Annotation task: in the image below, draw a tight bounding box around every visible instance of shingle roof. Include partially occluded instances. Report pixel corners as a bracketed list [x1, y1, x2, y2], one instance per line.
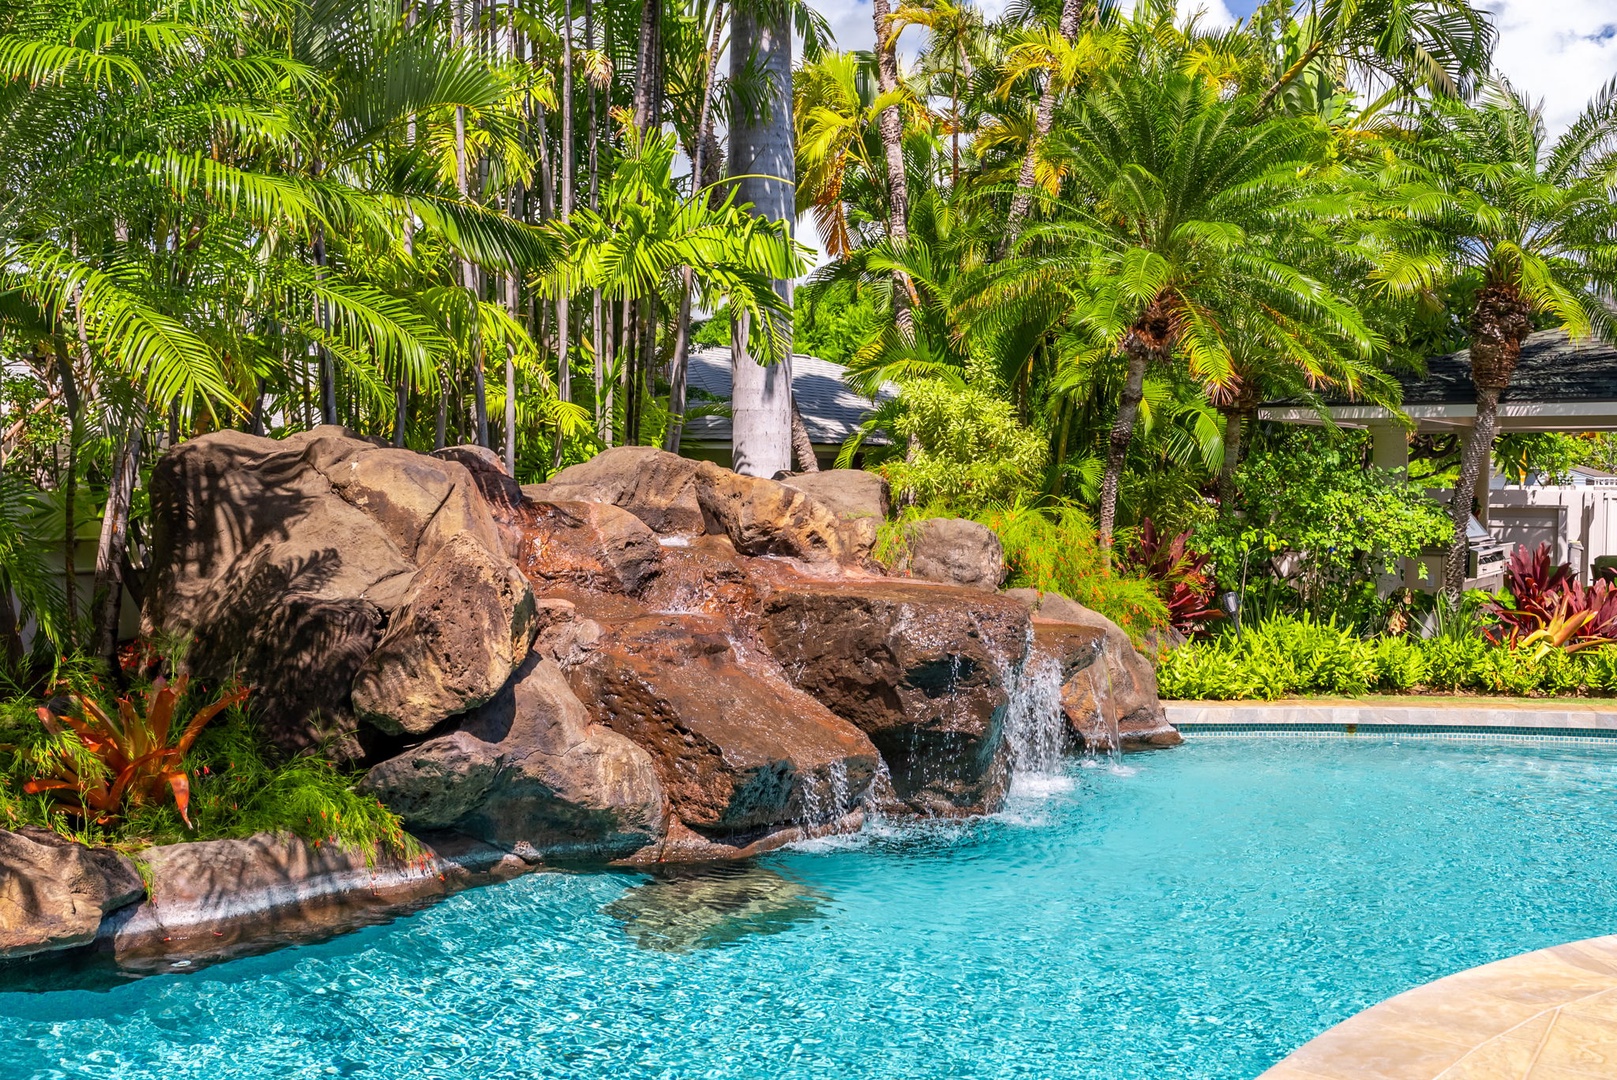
[1402, 330, 1617, 406]
[680, 348, 897, 445]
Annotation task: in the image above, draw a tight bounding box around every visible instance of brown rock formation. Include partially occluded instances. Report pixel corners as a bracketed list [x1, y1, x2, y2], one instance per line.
[361, 654, 666, 860]
[892, 517, 1006, 592]
[692, 460, 852, 563]
[144, 426, 517, 756]
[758, 580, 1032, 814]
[566, 613, 880, 837]
[1007, 589, 1183, 750]
[0, 828, 144, 961]
[777, 469, 891, 560]
[537, 446, 705, 535]
[352, 532, 537, 736]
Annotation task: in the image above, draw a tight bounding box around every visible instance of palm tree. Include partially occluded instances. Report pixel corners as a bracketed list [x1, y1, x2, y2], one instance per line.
[1372, 79, 1617, 594]
[975, 72, 1377, 562]
[727, 0, 796, 477]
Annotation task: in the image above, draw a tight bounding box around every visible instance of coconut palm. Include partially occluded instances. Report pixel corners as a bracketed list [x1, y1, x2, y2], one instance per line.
[1372, 79, 1617, 594]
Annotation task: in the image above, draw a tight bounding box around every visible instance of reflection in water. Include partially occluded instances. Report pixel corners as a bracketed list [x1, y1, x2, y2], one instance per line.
[604, 863, 829, 952]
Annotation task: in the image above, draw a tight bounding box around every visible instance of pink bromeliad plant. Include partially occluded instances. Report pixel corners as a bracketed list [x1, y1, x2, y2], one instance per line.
[1491, 543, 1617, 657]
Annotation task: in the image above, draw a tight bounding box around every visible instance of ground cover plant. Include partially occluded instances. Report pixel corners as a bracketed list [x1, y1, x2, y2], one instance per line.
[0, 651, 412, 856]
[1159, 546, 1617, 701]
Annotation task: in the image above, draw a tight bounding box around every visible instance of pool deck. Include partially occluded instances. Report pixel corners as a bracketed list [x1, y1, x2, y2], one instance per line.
[1166, 698, 1617, 738]
[1259, 935, 1617, 1080]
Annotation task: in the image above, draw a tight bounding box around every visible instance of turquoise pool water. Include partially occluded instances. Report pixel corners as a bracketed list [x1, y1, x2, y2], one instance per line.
[6, 737, 1617, 1079]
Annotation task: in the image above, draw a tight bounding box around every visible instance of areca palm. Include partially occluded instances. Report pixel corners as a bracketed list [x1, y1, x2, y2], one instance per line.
[978, 72, 1378, 561]
[1372, 79, 1617, 594]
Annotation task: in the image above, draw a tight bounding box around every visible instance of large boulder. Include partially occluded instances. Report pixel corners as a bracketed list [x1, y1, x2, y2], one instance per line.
[1005, 589, 1182, 750]
[537, 446, 705, 535]
[777, 470, 890, 561]
[362, 654, 666, 861]
[0, 829, 144, 961]
[509, 499, 662, 597]
[692, 461, 853, 564]
[565, 613, 880, 838]
[758, 580, 1032, 815]
[144, 427, 524, 756]
[891, 517, 1005, 592]
[351, 533, 537, 736]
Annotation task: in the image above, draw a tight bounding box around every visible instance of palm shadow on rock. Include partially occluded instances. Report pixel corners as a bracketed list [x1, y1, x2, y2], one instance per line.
[603, 863, 829, 953]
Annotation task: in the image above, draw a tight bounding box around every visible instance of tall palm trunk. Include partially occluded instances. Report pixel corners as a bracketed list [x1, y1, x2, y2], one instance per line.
[999, 0, 1083, 258]
[453, 0, 486, 446]
[586, 0, 607, 445]
[54, 338, 82, 638]
[790, 398, 819, 472]
[871, 0, 914, 334]
[93, 410, 143, 670]
[554, 0, 574, 469]
[1443, 284, 1533, 595]
[664, 0, 725, 454]
[727, 2, 794, 477]
[1098, 305, 1168, 566]
[631, 0, 660, 130]
[312, 225, 337, 423]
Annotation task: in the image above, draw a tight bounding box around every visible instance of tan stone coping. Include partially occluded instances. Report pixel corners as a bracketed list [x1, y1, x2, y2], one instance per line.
[1259, 935, 1617, 1079]
[1166, 698, 1617, 733]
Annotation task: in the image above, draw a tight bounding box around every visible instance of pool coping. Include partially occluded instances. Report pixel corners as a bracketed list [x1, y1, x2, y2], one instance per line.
[1165, 700, 1617, 743]
[1258, 933, 1617, 1079]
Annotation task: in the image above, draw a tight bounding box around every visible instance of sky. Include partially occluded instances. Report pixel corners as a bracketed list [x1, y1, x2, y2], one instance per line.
[792, 0, 1617, 266]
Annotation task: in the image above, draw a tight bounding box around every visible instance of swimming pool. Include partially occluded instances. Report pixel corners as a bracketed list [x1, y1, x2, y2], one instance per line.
[5, 737, 1617, 1079]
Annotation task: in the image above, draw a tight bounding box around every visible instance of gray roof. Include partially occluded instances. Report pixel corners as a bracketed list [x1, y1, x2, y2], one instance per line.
[1402, 330, 1617, 406]
[681, 348, 897, 445]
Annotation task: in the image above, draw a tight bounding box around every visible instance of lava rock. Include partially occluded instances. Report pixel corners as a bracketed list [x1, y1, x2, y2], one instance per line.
[510, 499, 662, 597]
[777, 469, 891, 560]
[352, 532, 538, 736]
[538, 446, 705, 535]
[692, 461, 851, 563]
[891, 517, 1005, 591]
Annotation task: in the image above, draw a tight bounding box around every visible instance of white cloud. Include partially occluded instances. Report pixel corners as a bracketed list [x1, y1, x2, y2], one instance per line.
[1481, 0, 1617, 138]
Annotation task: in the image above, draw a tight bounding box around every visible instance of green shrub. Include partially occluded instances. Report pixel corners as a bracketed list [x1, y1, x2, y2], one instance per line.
[0, 682, 412, 858]
[975, 503, 1168, 642]
[1373, 637, 1429, 691]
[876, 380, 1048, 513]
[1581, 648, 1617, 693]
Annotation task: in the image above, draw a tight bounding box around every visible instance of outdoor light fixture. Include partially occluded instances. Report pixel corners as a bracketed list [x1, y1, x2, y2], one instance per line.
[1220, 591, 1242, 639]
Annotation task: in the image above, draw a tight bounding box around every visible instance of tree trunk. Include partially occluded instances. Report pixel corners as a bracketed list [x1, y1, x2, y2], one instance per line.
[53, 340, 81, 637]
[871, 0, 915, 335]
[1097, 342, 1149, 567]
[554, 0, 574, 469]
[664, 1, 725, 455]
[1443, 284, 1534, 595]
[1217, 407, 1243, 515]
[312, 226, 337, 424]
[727, 2, 794, 477]
[504, 272, 519, 473]
[93, 410, 143, 671]
[631, 0, 661, 131]
[1444, 384, 1498, 595]
[790, 398, 820, 472]
[999, 0, 1083, 258]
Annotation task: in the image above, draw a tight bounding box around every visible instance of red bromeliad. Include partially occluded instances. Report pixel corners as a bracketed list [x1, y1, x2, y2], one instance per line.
[1121, 518, 1222, 634]
[24, 675, 249, 828]
[1490, 543, 1617, 653]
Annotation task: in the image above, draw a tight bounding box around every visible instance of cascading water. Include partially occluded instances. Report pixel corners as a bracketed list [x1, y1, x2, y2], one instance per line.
[797, 759, 854, 827]
[1002, 652, 1069, 794]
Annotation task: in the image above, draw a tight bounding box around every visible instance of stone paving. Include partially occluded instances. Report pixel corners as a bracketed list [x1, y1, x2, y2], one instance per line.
[1259, 935, 1617, 1079]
